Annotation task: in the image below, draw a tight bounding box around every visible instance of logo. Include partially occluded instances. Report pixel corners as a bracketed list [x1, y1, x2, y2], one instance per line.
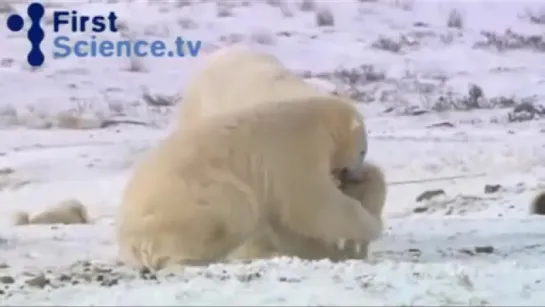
[6, 2, 45, 67]
[6, 2, 202, 68]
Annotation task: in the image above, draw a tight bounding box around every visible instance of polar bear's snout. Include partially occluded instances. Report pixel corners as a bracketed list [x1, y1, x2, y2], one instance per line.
[338, 166, 365, 184]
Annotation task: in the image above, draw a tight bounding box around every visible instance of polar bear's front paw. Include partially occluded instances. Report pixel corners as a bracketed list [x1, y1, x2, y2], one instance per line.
[352, 242, 361, 254]
[336, 238, 347, 250]
[334, 240, 366, 256]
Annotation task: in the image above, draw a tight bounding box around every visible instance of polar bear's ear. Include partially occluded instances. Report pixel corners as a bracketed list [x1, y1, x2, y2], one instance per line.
[350, 118, 362, 131]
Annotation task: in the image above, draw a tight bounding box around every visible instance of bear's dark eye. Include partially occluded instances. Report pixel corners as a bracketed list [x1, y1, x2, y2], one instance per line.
[360, 150, 366, 158]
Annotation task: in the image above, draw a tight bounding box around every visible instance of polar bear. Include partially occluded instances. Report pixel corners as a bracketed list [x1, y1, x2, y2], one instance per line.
[177, 44, 332, 127]
[116, 96, 381, 270]
[13, 198, 90, 225]
[531, 191, 545, 215]
[227, 161, 387, 261]
[176, 44, 382, 262]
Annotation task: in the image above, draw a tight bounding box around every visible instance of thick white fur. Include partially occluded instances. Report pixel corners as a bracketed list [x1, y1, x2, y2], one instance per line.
[177, 44, 378, 261]
[13, 198, 90, 225]
[227, 161, 387, 261]
[179, 45, 331, 123]
[116, 97, 382, 270]
[177, 44, 368, 178]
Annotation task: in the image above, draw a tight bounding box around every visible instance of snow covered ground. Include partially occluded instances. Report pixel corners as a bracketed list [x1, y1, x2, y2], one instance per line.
[1, 0, 545, 305]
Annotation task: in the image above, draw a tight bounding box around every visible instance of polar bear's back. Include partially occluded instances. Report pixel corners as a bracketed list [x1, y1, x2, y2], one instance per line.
[179, 45, 323, 126]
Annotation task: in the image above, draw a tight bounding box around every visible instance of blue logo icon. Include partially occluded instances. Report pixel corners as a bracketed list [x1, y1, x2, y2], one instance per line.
[5, 2, 202, 67]
[6, 2, 45, 67]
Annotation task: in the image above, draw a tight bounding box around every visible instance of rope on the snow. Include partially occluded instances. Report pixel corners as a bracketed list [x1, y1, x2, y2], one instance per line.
[387, 173, 487, 186]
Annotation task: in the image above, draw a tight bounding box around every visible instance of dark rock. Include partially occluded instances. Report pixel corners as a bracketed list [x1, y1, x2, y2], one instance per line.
[100, 278, 119, 287]
[416, 189, 446, 202]
[459, 248, 475, 256]
[474, 245, 494, 254]
[484, 184, 502, 194]
[428, 121, 455, 128]
[413, 21, 429, 27]
[58, 274, 71, 282]
[25, 274, 49, 288]
[0, 276, 14, 284]
[413, 206, 428, 213]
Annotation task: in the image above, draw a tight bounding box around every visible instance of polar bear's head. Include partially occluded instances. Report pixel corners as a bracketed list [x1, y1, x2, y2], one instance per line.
[330, 108, 368, 182]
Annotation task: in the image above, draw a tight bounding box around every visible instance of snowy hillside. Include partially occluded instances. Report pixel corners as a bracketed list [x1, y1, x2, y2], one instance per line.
[1, 0, 545, 305]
